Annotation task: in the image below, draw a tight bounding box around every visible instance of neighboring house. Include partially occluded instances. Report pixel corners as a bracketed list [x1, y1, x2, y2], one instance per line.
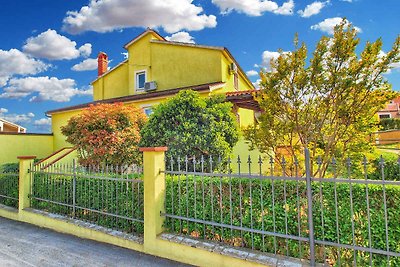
[377, 96, 400, 120]
[0, 118, 26, 133]
[47, 29, 259, 151]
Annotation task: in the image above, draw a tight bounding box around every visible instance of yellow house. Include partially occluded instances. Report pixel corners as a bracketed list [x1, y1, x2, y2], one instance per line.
[47, 29, 259, 152]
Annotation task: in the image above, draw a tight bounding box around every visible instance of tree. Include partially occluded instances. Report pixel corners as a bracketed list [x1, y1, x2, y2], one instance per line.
[245, 20, 400, 176]
[61, 103, 147, 168]
[139, 90, 240, 169]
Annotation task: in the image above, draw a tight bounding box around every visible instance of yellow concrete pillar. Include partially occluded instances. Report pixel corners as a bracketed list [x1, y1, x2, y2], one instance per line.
[18, 156, 36, 212]
[139, 147, 168, 251]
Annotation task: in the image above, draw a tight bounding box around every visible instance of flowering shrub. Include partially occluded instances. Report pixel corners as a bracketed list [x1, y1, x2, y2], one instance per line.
[61, 103, 147, 168]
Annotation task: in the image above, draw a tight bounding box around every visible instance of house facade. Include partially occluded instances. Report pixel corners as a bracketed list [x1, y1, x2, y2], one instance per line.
[0, 118, 26, 133]
[47, 29, 258, 151]
[377, 96, 400, 120]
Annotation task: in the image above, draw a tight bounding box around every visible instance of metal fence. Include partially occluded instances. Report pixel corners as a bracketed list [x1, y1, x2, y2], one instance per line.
[162, 150, 400, 266]
[0, 169, 19, 208]
[30, 160, 144, 235]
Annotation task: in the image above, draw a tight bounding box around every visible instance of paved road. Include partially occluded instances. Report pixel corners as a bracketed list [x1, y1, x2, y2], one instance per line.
[0, 217, 191, 267]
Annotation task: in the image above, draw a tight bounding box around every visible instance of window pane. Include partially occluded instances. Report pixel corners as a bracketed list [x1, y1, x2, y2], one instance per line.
[137, 72, 146, 89]
[144, 108, 153, 117]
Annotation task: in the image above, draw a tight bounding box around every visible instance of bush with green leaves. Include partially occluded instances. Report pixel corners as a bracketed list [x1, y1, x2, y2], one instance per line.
[0, 162, 19, 173]
[164, 175, 400, 266]
[140, 90, 240, 170]
[379, 118, 400, 131]
[31, 171, 144, 235]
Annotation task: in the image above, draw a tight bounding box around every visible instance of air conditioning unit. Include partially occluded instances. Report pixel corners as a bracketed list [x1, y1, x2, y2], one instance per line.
[144, 81, 157, 91]
[229, 63, 237, 74]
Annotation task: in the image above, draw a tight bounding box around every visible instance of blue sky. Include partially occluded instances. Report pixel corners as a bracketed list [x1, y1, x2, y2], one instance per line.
[0, 0, 399, 133]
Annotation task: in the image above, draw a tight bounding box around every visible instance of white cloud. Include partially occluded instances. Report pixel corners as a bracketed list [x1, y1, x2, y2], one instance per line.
[212, 0, 294, 16]
[33, 117, 52, 131]
[246, 70, 259, 76]
[34, 118, 51, 126]
[121, 52, 129, 59]
[262, 50, 289, 71]
[380, 50, 400, 74]
[252, 79, 262, 88]
[71, 58, 98, 71]
[23, 29, 92, 60]
[165, 32, 195, 43]
[0, 49, 49, 86]
[0, 76, 93, 102]
[311, 17, 362, 35]
[274, 0, 295, 15]
[0, 108, 35, 125]
[298, 1, 328, 18]
[78, 43, 92, 57]
[391, 62, 400, 70]
[62, 0, 217, 34]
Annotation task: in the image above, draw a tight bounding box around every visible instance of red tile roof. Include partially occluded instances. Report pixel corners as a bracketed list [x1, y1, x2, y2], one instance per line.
[46, 82, 224, 115]
[225, 89, 257, 97]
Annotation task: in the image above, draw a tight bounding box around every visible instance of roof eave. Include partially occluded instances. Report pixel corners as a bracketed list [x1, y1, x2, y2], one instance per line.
[123, 28, 165, 49]
[46, 82, 225, 116]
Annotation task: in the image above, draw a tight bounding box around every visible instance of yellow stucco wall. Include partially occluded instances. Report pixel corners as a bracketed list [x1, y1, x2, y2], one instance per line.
[0, 134, 53, 164]
[127, 34, 154, 95]
[103, 63, 129, 99]
[51, 109, 82, 151]
[151, 43, 222, 90]
[93, 62, 129, 101]
[93, 31, 253, 100]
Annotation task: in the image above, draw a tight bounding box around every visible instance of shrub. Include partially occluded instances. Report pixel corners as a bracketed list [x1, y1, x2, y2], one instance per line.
[61, 103, 147, 168]
[140, 90, 240, 170]
[379, 118, 400, 131]
[164, 175, 400, 266]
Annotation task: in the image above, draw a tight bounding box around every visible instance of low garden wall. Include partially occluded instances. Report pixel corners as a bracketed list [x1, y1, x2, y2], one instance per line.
[0, 133, 53, 164]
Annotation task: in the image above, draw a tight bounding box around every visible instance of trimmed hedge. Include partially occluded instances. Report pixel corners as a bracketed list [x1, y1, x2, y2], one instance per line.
[0, 172, 19, 208]
[164, 175, 400, 266]
[31, 172, 144, 235]
[379, 118, 400, 131]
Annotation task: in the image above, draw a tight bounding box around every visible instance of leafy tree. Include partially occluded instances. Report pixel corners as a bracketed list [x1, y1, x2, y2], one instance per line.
[61, 103, 147, 168]
[139, 90, 240, 169]
[245, 20, 400, 176]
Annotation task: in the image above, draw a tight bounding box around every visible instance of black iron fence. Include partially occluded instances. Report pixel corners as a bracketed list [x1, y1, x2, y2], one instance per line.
[163, 150, 400, 266]
[30, 160, 144, 235]
[0, 170, 19, 208]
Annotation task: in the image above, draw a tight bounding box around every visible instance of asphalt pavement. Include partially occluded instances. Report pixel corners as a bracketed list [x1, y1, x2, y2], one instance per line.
[0, 216, 192, 267]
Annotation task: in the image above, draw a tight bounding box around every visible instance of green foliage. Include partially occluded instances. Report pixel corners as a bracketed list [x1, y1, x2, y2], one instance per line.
[31, 172, 144, 235]
[0, 163, 20, 208]
[368, 153, 400, 181]
[140, 90, 240, 169]
[244, 20, 400, 176]
[0, 162, 19, 173]
[164, 175, 400, 266]
[0, 173, 18, 208]
[379, 118, 400, 131]
[61, 103, 147, 168]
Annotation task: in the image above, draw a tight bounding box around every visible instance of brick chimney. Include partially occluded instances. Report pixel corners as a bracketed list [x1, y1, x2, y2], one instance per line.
[97, 52, 108, 77]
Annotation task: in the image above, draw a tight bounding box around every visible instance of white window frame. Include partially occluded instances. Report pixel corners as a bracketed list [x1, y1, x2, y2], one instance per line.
[140, 104, 156, 117]
[379, 113, 392, 119]
[135, 70, 147, 92]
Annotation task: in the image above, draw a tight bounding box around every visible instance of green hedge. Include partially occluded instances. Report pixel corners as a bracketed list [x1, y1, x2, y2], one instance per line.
[0, 172, 19, 208]
[379, 118, 400, 131]
[31, 172, 144, 235]
[164, 175, 400, 266]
